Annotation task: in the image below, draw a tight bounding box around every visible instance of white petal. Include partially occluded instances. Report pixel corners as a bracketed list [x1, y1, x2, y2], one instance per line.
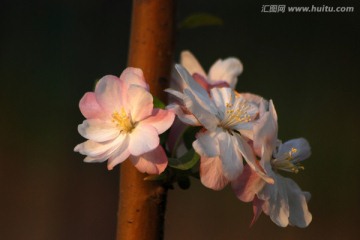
[183, 89, 219, 130]
[180, 50, 206, 76]
[218, 131, 243, 181]
[284, 177, 312, 227]
[107, 136, 131, 170]
[193, 130, 220, 157]
[208, 58, 243, 89]
[210, 87, 233, 114]
[128, 124, 159, 156]
[78, 119, 119, 142]
[276, 138, 311, 162]
[166, 103, 201, 126]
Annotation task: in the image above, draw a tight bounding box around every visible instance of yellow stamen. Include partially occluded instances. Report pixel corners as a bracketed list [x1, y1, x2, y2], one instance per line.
[112, 108, 134, 133]
[271, 147, 304, 173]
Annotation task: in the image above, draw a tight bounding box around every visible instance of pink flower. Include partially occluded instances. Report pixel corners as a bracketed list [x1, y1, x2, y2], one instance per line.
[74, 68, 175, 174]
[232, 101, 312, 227]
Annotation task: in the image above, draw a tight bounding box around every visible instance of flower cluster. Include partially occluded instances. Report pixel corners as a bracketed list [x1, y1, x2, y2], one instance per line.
[75, 50, 312, 228]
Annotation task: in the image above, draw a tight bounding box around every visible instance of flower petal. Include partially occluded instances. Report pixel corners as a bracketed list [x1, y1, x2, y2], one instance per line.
[199, 156, 229, 190]
[119, 67, 149, 90]
[180, 50, 206, 77]
[166, 103, 201, 126]
[231, 165, 266, 202]
[285, 177, 312, 227]
[95, 75, 124, 114]
[127, 85, 153, 122]
[79, 92, 105, 119]
[107, 136, 131, 170]
[193, 130, 220, 157]
[130, 145, 168, 174]
[78, 119, 119, 142]
[183, 89, 219, 130]
[128, 124, 159, 156]
[276, 138, 311, 163]
[208, 58, 243, 89]
[141, 109, 175, 134]
[218, 131, 243, 181]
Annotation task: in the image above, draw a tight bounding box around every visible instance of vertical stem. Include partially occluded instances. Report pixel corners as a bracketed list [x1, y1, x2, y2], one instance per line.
[116, 0, 175, 240]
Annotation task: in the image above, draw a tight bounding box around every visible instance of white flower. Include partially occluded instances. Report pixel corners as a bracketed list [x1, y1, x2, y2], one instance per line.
[167, 65, 273, 190]
[232, 100, 312, 227]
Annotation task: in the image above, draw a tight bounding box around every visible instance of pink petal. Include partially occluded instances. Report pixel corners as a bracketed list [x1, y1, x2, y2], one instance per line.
[231, 165, 266, 202]
[250, 196, 264, 227]
[200, 156, 229, 190]
[193, 73, 211, 92]
[79, 92, 105, 119]
[94, 75, 124, 115]
[119, 67, 149, 90]
[127, 85, 153, 122]
[208, 58, 243, 89]
[130, 145, 168, 174]
[128, 124, 159, 156]
[180, 50, 206, 76]
[141, 109, 175, 134]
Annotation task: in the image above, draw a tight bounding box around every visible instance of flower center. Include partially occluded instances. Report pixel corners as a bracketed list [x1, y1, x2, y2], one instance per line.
[112, 108, 134, 133]
[271, 147, 304, 173]
[220, 99, 251, 129]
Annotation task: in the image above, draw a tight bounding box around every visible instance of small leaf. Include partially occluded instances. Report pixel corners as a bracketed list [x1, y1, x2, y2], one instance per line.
[180, 13, 224, 29]
[168, 148, 200, 170]
[153, 96, 166, 109]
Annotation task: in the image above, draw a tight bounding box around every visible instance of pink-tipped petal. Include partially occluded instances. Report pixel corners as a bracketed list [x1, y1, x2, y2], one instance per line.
[130, 145, 168, 174]
[127, 85, 153, 122]
[200, 156, 229, 190]
[79, 92, 105, 119]
[119, 67, 149, 90]
[94, 75, 124, 114]
[128, 124, 159, 156]
[180, 50, 206, 77]
[231, 165, 266, 202]
[250, 196, 264, 227]
[193, 73, 211, 92]
[141, 109, 175, 134]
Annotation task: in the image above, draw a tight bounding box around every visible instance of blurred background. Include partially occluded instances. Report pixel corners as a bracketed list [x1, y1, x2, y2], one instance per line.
[0, 0, 359, 239]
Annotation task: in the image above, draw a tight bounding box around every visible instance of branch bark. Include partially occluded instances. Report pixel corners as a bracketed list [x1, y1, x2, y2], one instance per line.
[116, 0, 175, 239]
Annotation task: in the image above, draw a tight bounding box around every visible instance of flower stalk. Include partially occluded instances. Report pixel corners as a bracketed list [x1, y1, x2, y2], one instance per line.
[116, 0, 175, 240]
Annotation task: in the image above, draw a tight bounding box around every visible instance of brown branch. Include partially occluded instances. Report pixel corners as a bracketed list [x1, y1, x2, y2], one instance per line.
[116, 0, 175, 240]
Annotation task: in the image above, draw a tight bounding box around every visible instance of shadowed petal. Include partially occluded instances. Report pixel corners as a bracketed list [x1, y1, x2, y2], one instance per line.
[130, 146, 168, 174]
[200, 156, 229, 190]
[95, 75, 124, 114]
[193, 130, 220, 157]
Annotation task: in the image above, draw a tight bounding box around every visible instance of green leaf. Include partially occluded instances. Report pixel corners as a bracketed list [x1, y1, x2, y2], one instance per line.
[168, 148, 200, 170]
[153, 96, 166, 109]
[144, 172, 166, 181]
[179, 13, 224, 29]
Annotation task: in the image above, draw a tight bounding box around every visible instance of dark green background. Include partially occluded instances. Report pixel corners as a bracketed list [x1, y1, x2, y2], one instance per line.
[1, 0, 359, 239]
